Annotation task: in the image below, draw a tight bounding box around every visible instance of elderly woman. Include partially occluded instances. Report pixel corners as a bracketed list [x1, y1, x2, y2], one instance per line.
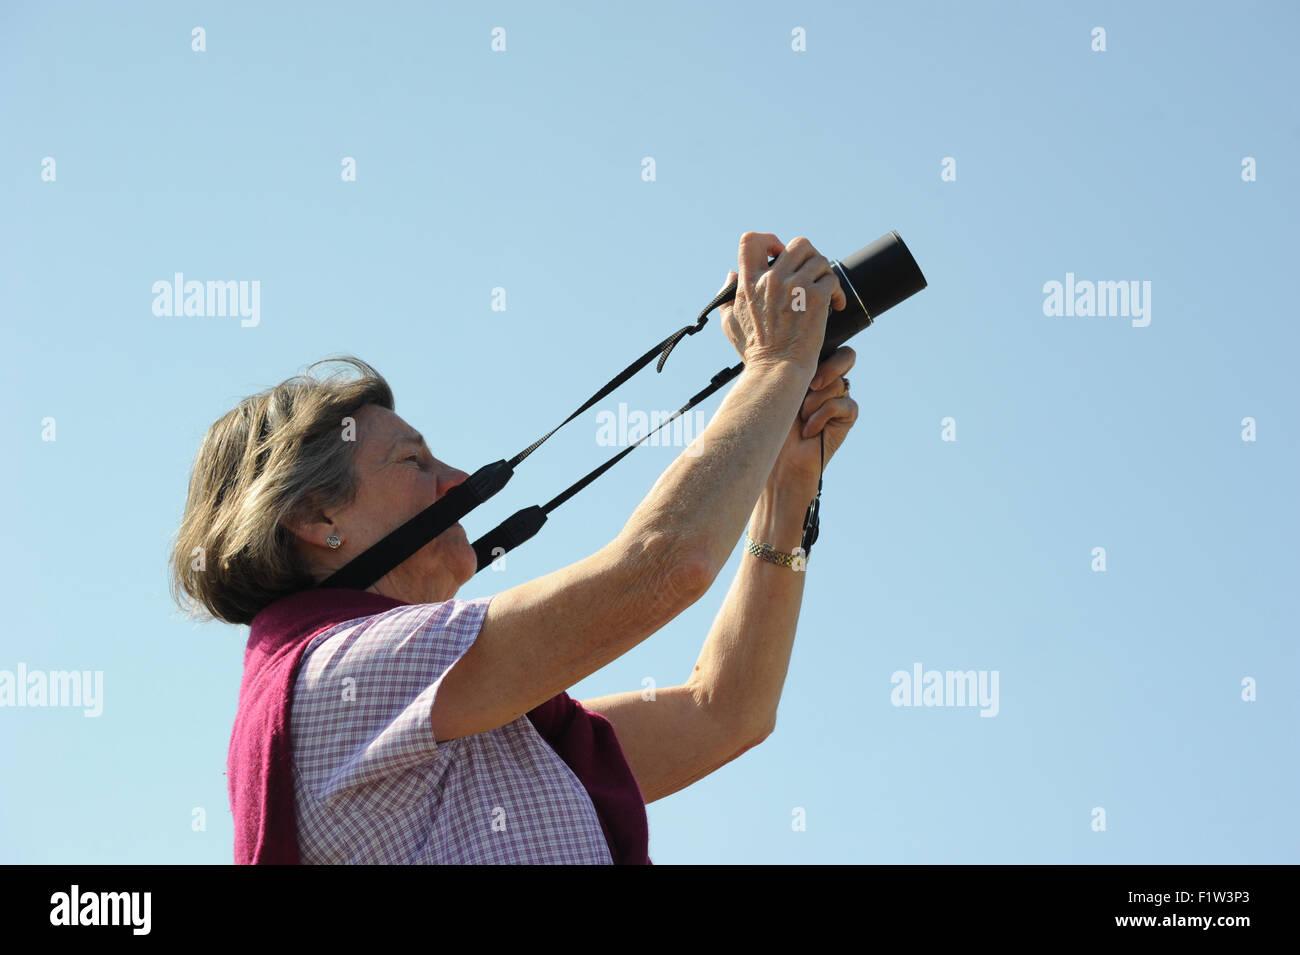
[171, 232, 858, 864]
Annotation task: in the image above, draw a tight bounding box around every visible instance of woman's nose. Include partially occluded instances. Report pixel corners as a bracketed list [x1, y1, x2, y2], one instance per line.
[439, 468, 470, 497]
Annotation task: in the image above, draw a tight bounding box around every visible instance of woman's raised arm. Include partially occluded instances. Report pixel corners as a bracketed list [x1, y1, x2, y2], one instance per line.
[429, 232, 840, 743]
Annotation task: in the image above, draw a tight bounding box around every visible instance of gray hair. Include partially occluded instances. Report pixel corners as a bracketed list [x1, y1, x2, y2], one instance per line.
[169, 356, 394, 625]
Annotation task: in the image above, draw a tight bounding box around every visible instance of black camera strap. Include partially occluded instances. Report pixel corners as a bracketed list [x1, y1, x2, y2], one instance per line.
[469, 359, 748, 575]
[799, 431, 823, 557]
[318, 282, 745, 591]
[314, 226, 934, 591]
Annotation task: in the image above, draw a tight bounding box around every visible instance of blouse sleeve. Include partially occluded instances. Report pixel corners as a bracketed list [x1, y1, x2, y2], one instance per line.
[288, 595, 494, 803]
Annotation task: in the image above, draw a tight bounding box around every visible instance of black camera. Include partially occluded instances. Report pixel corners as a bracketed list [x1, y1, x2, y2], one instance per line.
[823, 231, 928, 359]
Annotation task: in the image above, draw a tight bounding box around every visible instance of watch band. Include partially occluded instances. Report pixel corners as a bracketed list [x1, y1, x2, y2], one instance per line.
[744, 534, 807, 569]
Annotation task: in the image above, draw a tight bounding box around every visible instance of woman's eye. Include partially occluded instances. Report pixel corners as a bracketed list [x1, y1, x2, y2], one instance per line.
[405, 454, 420, 464]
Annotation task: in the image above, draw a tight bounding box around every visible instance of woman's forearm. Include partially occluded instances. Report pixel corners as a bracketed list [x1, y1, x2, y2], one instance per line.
[686, 475, 814, 735]
[620, 360, 814, 578]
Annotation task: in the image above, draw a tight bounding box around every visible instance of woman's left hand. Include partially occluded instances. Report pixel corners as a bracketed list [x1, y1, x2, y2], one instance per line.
[767, 346, 858, 494]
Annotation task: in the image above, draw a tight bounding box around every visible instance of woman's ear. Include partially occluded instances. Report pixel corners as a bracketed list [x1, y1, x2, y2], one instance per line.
[280, 499, 338, 551]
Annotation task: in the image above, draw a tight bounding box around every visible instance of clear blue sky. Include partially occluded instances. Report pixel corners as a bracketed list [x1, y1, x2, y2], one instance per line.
[2, 0, 1296, 864]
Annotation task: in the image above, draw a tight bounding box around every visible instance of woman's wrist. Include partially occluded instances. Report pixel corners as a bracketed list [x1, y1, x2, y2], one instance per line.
[763, 465, 819, 507]
[751, 477, 817, 552]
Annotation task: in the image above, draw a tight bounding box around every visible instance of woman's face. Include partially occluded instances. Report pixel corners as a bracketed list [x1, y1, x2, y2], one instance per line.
[317, 403, 476, 604]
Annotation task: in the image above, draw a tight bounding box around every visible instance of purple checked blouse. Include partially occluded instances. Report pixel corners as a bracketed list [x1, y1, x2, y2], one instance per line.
[228, 587, 652, 864]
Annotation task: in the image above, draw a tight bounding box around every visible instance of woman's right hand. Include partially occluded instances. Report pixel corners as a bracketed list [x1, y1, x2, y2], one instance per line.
[718, 232, 847, 378]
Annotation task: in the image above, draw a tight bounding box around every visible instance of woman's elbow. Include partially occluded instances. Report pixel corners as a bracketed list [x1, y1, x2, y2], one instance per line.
[625, 534, 716, 618]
